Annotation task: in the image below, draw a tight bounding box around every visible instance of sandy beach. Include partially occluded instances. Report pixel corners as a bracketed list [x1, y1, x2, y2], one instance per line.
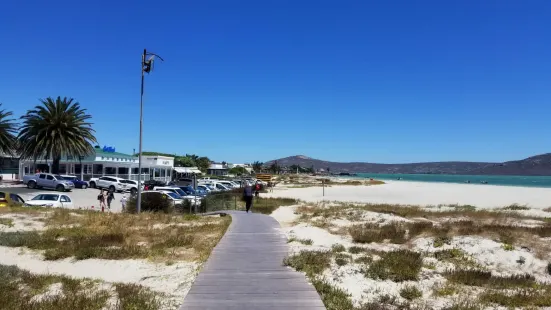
[266, 180, 551, 209]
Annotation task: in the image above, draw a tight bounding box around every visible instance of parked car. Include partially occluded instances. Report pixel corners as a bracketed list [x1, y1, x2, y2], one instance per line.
[22, 173, 75, 192]
[120, 179, 143, 195]
[200, 182, 231, 192]
[156, 190, 185, 206]
[0, 191, 25, 207]
[179, 186, 207, 197]
[196, 184, 212, 193]
[154, 187, 202, 206]
[144, 180, 167, 188]
[60, 175, 89, 189]
[24, 193, 74, 208]
[89, 176, 126, 193]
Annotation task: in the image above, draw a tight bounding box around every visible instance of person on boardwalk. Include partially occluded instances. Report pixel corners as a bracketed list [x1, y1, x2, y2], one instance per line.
[243, 183, 253, 213]
[106, 190, 115, 210]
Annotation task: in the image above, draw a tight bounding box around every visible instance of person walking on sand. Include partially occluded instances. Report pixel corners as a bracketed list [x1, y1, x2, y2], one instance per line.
[254, 182, 261, 198]
[243, 183, 253, 213]
[106, 190, 115, 210]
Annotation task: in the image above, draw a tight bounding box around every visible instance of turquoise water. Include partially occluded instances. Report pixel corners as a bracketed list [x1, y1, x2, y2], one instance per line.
[354, 173, 551, 188]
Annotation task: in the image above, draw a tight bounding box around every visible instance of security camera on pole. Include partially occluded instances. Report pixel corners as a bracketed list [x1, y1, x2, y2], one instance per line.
[137, 49, 164, 213]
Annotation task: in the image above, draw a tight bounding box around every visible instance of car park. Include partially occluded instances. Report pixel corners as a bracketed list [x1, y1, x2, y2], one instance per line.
[0, 191, 25, 207]
[22, 173, 75, 192]
[154, 186, 201, 206]
[24, 193, 74, 209]
[61, 175, 89, 189]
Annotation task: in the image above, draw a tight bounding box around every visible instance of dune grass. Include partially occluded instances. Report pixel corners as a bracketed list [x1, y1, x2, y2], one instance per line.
[0, 264, 159, 310]
[0, 208, 230, 262]
[364, 249, 422, 282]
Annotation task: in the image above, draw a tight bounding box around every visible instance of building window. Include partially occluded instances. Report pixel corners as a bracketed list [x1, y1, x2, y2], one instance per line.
[118, 167, 129, 175]
[85, 164, 93, 174]
[94, 164, 103, 175]
[105, 167, 117, 175]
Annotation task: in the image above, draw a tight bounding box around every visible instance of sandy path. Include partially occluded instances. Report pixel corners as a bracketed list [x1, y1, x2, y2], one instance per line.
[266, 181, 551, 209]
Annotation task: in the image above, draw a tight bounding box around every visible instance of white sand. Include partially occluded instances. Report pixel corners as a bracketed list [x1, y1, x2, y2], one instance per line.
[0, 246, 199, 309]
[267, 181, 551, 209]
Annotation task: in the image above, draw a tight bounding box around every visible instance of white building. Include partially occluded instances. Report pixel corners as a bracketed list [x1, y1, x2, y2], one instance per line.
[207, 163, 228, 176]
[18, 147, 174, 183]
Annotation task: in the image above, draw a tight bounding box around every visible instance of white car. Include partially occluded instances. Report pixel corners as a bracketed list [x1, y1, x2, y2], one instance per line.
[89, 176, 126, 192]
[154, 187, 201, 206]
[201, 182, 231, 191]
[120, 179, 144, 195]
[24, 193, 74, 209]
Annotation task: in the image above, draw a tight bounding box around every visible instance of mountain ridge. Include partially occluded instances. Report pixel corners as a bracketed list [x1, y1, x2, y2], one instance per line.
[265, 153, 551, 176]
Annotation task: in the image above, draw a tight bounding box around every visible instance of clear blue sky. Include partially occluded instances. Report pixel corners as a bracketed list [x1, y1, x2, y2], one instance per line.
[2, 0, 550, 164]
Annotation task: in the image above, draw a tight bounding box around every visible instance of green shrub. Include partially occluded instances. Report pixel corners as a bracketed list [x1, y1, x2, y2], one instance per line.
[125, 192, 174, 213]
[399, 285, 422, 300]
[331, 244, 346, 253]
[348, 246, 365, 254]
[311, 278, 354, 310]
[433, 235, 452, 248]
[349, 222, 406, 244]
[445, 269, 535, 288]
[334, 253, 352, 266]
[283, 250, 331, 276]
[365, 250, 422, 282]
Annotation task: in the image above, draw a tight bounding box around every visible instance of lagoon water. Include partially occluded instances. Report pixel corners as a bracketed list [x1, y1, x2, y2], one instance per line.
[355, 173, 551, 188]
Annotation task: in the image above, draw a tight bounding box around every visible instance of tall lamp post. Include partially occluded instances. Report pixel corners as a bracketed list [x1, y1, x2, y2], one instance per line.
[137, 48, 164, 213]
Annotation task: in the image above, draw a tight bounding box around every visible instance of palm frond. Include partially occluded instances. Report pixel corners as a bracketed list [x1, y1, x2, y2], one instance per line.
[0, 103, 18, 156]
[17, 96, 98, 162]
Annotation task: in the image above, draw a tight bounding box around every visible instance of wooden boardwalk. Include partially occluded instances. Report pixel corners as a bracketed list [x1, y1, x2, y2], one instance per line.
[180, 211, 326, 310]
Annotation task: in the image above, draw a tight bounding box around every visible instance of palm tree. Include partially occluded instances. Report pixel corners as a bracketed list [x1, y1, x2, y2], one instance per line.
[17, 97, 98, 174]
[0, 104, 18, 156]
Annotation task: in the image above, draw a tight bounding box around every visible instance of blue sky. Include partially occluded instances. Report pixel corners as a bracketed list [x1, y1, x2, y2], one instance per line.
[1, 0, 550, 164]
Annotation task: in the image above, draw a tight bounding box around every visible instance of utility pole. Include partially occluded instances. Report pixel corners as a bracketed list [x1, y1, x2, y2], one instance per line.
[137, 48, 164, 213]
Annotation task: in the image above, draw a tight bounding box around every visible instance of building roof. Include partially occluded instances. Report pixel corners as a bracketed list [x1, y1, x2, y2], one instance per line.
[174, 167, 202, 174]
[95, 149, 135, 160]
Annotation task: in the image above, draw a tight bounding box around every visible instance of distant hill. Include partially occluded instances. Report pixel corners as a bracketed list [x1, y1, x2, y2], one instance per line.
[266, 154, 551, 176]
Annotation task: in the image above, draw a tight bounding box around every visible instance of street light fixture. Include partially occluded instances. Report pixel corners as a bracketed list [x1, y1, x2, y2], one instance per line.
[137, 48, 164, 213]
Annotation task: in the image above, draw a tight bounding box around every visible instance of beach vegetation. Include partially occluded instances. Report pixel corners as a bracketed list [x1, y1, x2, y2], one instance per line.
[349, 222, 407, 244]
[348, 246, 366, 254]
[364, 249, 422, 282]
[547, 262, 551, 275]
[442, 301, 480, 310]
[0, 218, 14, 227]
[399, 285, 422, 300]
[478, 287, 551, 307]
[283, 250, 331, 276]
[331, 244, 346, 253]
[311, 278, 355, 310]
[0, 264, 160, 310]
[334, 253, 352, 266]
[354, 255, 373, 264]
[433, 235, 452, 248]
[17, 97, 98, 174]
[434, 284, 458, 296]
[0, 208, 230, 262]
[287, 237, 313, 245]
[445, 269, 536, 288]
[502, 204, 530, 210]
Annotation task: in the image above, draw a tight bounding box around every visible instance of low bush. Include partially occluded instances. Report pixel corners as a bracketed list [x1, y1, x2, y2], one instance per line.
[334, 253, 352, 266]
[283, 250, 331, 276]
[331, 244, 346, 253]
[445, 269, 535, 288]
[311, 278, 354, 310]
[399, 285, 422, 300]
[364, 250, 422, 282]
[478, 288, 551, 307]
[125, 192, 173, 213]
[349, 222, 406, 244]
[348, 246, 366, 254]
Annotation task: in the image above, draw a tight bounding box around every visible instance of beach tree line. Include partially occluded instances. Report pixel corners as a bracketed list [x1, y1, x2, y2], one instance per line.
[0, 97, 98, 174]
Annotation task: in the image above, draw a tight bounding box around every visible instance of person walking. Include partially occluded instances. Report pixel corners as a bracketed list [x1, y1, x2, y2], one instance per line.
[98, 189, 106, 211]
[120, 194, 128, 212]
[254, 183, 261, 197]
[107, 190, 115, 210]
[243, 183, 253, 213]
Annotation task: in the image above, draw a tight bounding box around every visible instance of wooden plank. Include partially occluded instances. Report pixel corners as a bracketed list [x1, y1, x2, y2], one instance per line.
[180, 211, 325, 310]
